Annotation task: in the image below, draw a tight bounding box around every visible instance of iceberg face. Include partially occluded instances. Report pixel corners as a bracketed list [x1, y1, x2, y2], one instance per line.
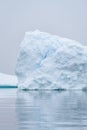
[16, 30, 87, 90]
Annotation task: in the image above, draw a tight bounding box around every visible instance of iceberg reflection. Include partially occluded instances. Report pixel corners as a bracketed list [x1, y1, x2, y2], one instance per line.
[16, 90, 87, 130]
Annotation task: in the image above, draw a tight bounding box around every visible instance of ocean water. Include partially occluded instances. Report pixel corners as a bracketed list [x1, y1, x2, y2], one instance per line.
[0, 88, 87, 130]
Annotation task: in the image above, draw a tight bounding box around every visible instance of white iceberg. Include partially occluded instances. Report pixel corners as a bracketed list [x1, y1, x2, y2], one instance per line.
[16, 30, 87, 90]
[0, 73, 17, 87]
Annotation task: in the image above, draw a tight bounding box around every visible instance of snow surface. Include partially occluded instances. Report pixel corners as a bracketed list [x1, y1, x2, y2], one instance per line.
[16, 30, 87, 90]
[0, 73, 17, 87]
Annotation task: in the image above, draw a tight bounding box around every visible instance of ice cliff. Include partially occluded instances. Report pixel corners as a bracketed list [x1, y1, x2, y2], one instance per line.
[16, 30, 87, 90]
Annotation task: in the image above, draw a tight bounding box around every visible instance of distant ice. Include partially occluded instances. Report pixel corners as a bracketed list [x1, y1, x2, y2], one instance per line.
[16, 30, 87, 90]
[0, 73, 17, 87]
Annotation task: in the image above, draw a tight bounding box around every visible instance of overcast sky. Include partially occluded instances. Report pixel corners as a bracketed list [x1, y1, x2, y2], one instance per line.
[0, 0, 87, 74]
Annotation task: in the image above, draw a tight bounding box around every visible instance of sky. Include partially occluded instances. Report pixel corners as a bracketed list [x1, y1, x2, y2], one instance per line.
[0, 0, 87, 74]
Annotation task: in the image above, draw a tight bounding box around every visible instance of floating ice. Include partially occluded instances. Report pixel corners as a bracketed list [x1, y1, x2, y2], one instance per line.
[0, 73, 17, 87]
[16, 30, 87, 90]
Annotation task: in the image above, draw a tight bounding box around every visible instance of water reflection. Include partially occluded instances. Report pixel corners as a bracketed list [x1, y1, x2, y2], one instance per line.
[16, 90, 87, 130]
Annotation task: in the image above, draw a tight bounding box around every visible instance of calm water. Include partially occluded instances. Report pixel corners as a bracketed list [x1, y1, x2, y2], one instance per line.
[0, 89, 87, 130]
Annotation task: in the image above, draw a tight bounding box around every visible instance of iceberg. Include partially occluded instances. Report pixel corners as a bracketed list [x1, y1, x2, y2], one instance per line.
[16, 30, 87, 90]
[0, 73, 17, 87]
